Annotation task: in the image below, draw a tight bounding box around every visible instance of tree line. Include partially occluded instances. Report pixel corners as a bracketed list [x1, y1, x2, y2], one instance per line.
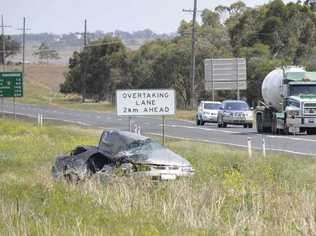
[60, 0, 316, 108]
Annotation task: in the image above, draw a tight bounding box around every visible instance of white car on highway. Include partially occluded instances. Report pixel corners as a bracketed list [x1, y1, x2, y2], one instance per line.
[217, 100, 253, 128]
[196, 101, 222, 126]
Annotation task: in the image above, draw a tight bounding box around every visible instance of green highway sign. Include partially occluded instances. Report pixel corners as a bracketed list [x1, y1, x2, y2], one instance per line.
[0, 72, 23, 97]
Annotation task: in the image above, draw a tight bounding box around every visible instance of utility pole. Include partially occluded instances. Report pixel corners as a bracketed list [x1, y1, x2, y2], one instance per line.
[0, 15, 11, 118]
[17, 17, 31, 77]
[183, 0, 198, 108]
[81, 19, 87, 102]
[1, 15, 11, 71]
[191, 0, 197, 108]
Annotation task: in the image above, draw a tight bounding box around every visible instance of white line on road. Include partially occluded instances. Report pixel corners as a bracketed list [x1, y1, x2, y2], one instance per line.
[162, 124, 239, 134]
[267, 135, 316, 143]
[146, 132, 315, 156]
[2, 111, 91, 127]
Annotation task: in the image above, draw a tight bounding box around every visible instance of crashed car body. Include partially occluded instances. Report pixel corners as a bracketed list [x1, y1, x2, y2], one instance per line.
[52, 130, 194, 181]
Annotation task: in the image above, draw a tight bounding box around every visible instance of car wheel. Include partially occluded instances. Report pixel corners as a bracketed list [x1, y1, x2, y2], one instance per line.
[196, 117, 200, 126]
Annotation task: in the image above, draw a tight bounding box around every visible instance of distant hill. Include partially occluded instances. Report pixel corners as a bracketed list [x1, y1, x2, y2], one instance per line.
[11, 29, 176, 50]
[9, 29, 176, 64]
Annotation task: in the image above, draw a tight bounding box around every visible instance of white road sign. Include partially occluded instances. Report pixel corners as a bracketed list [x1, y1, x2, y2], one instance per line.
[116, 89, 176, 116]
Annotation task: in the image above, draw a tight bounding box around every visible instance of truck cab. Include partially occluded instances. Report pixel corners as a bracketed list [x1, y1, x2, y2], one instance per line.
[256, 67, 316, 134]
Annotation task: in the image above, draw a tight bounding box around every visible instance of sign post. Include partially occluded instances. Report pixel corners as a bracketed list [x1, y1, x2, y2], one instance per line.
[0, 72, 23, 118]
[116, 89, 176, 145]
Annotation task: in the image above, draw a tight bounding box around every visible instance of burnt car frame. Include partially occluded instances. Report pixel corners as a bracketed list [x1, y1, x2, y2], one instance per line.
[52, 130, 194, 181]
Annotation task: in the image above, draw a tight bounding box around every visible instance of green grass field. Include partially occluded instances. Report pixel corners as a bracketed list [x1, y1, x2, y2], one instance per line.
[1, 118, 316, 235]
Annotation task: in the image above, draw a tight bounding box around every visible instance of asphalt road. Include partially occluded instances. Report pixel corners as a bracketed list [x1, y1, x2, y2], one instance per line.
[2, 101, 316, 156]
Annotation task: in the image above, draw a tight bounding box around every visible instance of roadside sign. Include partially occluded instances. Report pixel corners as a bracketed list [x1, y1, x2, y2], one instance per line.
[204, 58, 246, 100]
[0, 72, 23, 97]
[116, 89, 175, 116]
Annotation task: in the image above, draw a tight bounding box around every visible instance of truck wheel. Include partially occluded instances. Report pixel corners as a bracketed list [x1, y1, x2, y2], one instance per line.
[256, 114, 263, 133]
[306, 128, 316, 135]
[271, 115, 277, 135]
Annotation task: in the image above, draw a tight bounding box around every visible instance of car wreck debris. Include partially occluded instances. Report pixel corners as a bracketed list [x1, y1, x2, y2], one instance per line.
[52, 130, 194, 182]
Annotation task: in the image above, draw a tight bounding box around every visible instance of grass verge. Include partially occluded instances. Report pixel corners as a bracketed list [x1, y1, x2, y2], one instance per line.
[0, 118, 316, 235]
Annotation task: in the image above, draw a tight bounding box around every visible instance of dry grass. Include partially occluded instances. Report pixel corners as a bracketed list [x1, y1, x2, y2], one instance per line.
[2, 64, 67, 91]
[1, 118, 316, 235]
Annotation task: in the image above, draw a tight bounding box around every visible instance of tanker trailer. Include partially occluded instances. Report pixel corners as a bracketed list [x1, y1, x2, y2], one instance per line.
[256, 66, 316, 134]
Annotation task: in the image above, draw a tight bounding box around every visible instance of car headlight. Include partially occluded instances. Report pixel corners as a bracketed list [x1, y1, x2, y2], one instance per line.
[182, 166, 194, 172]
[288, 110, 299, 118]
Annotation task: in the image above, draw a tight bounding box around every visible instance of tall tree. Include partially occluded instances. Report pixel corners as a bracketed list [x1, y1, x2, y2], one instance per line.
[33, 43, 60, 64]
[60, 37, 129, 101]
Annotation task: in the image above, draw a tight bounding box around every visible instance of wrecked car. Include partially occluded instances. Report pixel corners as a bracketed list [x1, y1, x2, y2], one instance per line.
[52, 130, 194, 181]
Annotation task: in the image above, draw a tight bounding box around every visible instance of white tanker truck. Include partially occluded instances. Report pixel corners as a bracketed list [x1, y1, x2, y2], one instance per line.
[256, 66, 316, 134]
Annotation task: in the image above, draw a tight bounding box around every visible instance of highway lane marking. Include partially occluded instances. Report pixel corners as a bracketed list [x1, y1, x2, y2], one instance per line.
[163, 124, 316, 142]
[267, 135, 316, 143]
[146, 132, 315, 157]
[2, 111, 91, 127]
[162, 124, 239, 134]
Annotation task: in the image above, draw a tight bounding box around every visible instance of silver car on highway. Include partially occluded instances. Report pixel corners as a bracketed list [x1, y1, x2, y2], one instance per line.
[217, 100, 253, 128]
[196, 101, 222, 125]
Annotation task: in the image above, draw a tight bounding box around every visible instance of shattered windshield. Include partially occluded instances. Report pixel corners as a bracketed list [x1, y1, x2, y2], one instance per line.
[290, 85, 316, 96]
[127, 139, 163, 152]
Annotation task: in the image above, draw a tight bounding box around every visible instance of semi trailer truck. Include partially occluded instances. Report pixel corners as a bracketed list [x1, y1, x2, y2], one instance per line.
[256, 66, 316, 134]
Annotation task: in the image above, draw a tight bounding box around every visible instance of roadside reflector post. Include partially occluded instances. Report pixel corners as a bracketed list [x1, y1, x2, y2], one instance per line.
[247, 137, 252, 159]
[262, 135, 266, 157]
[37, 113, 43, 127]
[129, 116, 132, 132]
[162, 115, 165, 146]
[13, 97, 16, 119]
[137, 124, 141, 134]
[1, 97, 3, 118]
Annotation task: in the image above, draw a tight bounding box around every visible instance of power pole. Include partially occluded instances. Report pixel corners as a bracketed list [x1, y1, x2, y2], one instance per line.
[0, 15, 11, 118]
[81, 19, 87, 102]
[1, 15, 11, 71]
[183, 0, 198, 108]
[191, 0, 198, 108]
[17, 17, 31, 77]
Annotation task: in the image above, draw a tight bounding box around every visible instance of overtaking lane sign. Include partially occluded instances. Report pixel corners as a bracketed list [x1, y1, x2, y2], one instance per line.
[116, 89, 175, 116]
[0, 72, 23, 97]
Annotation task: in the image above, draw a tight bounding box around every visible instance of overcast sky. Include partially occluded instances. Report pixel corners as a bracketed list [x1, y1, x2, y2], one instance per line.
[3, 0, 292, 35]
